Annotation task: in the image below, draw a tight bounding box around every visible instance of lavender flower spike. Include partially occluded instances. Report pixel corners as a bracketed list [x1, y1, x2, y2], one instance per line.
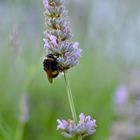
[57, 113, 96, 139]
[43, 0, 82, 72]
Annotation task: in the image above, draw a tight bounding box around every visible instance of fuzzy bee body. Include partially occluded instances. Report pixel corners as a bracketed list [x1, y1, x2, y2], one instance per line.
[43, 54, 59, 83]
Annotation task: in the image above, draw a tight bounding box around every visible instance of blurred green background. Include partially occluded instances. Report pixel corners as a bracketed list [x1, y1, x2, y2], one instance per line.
[0, 0, 140, 140]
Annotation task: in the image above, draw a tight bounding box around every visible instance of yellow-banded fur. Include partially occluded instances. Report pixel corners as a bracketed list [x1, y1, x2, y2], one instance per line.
[43, 54, 59, 83]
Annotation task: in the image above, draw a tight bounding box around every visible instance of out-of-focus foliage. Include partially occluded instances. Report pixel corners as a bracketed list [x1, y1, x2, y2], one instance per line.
[0, 0, 140, 140]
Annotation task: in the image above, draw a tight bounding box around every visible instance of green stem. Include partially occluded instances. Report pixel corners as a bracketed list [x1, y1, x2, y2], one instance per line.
[78, 136, 82, 140]
[15, 122, 24, 140]
[64, 71, 77, 123]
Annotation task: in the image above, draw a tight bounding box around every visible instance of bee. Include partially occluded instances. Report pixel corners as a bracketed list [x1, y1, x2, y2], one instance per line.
[43, 53, 60, 83]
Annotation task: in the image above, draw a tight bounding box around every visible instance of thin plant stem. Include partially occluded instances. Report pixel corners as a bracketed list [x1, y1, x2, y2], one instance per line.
[64, 71, 77, 123]
[78, 136, 82, 140]
[15, 122, 24, 140]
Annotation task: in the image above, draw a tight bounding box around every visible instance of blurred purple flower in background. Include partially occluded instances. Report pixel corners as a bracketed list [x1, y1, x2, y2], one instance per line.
[19, 94, 29, 123]
[114, 84, 128, 105]
[113, 84, 129, 117]
[109, 70, 140, 140]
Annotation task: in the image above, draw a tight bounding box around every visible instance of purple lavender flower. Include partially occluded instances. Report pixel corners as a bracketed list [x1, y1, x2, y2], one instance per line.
[43, 0, 82, 72]
[57, 113, 96, 139]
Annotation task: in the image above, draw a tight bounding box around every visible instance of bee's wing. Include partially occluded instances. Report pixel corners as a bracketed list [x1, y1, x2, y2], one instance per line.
[45, 69, 53, 83]
[43, 58, 53, 83]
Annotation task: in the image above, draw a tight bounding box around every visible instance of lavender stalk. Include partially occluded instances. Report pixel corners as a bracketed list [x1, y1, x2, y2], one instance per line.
[64, 71, 77, 122]
[43, 0, 81, 121]
[43, 0, 96, 139]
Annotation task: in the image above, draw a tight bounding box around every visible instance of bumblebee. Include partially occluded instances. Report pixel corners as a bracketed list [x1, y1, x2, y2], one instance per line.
[43, 54, 59, 83]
